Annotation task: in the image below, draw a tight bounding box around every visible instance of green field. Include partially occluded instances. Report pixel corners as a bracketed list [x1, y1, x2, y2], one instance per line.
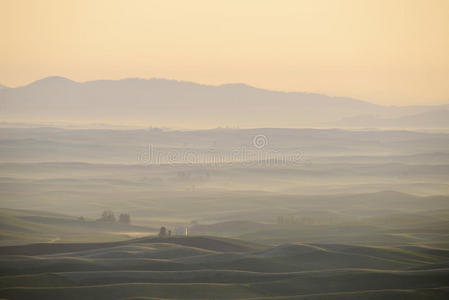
[0, 208, 157, 246]
[0, 230, 448, 299]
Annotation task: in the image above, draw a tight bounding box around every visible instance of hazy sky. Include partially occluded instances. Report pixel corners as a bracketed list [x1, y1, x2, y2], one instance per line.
[1, 0, 448, 105]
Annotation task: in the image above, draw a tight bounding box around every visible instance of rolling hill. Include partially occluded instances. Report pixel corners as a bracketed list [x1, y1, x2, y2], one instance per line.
[0, 236, 448, 299]
[0, 208, 156, 246]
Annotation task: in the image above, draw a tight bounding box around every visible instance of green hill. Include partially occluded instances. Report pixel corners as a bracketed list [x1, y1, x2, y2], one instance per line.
[1, 235, 448, 299]
[0, 208, 156, 246]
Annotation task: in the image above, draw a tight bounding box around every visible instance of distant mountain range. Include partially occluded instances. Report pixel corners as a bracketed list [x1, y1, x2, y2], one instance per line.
[1, 76, 448, 128]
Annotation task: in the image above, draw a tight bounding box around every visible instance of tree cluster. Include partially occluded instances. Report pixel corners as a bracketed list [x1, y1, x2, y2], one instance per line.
[158, 226, 172, 237]
[97, 210, 131, 224]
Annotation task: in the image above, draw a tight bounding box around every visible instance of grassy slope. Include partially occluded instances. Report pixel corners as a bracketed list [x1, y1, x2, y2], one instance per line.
[0, 236, 448, 299]
[0, 208, 156, 246]
[1, 271, 448, 300]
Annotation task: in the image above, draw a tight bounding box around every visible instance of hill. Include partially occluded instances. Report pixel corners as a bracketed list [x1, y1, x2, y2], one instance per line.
[0, 236, 260, 256]
[1, 77, 448, 128]
[0, 208, 156, 246]
[0, 236, 448, 299]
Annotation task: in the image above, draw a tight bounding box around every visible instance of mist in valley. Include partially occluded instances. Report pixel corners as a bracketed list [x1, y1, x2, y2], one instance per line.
[1, 123, 449, 299]
[1, 0, 449, 299]
[1, 125, 448, 245]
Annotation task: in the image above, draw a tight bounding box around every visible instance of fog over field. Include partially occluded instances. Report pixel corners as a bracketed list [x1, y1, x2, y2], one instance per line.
[2, 0, 449, 299]
[1, 119, 449, 298]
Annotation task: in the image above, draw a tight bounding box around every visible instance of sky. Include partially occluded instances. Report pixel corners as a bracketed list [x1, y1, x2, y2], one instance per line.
[1, 0, 448, 106]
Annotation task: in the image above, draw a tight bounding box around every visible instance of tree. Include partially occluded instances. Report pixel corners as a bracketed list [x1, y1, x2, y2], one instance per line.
[159, 226, 167, 237]
[98, 210, 116, 222]
[118, 213, 131, 224]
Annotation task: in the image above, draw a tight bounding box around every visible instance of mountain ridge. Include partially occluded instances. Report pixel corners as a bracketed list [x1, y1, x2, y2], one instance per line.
[1, 76, 448, 128]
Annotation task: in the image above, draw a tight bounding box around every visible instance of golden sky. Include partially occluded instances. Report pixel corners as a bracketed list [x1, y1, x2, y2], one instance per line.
[1, 0, 448, 105]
